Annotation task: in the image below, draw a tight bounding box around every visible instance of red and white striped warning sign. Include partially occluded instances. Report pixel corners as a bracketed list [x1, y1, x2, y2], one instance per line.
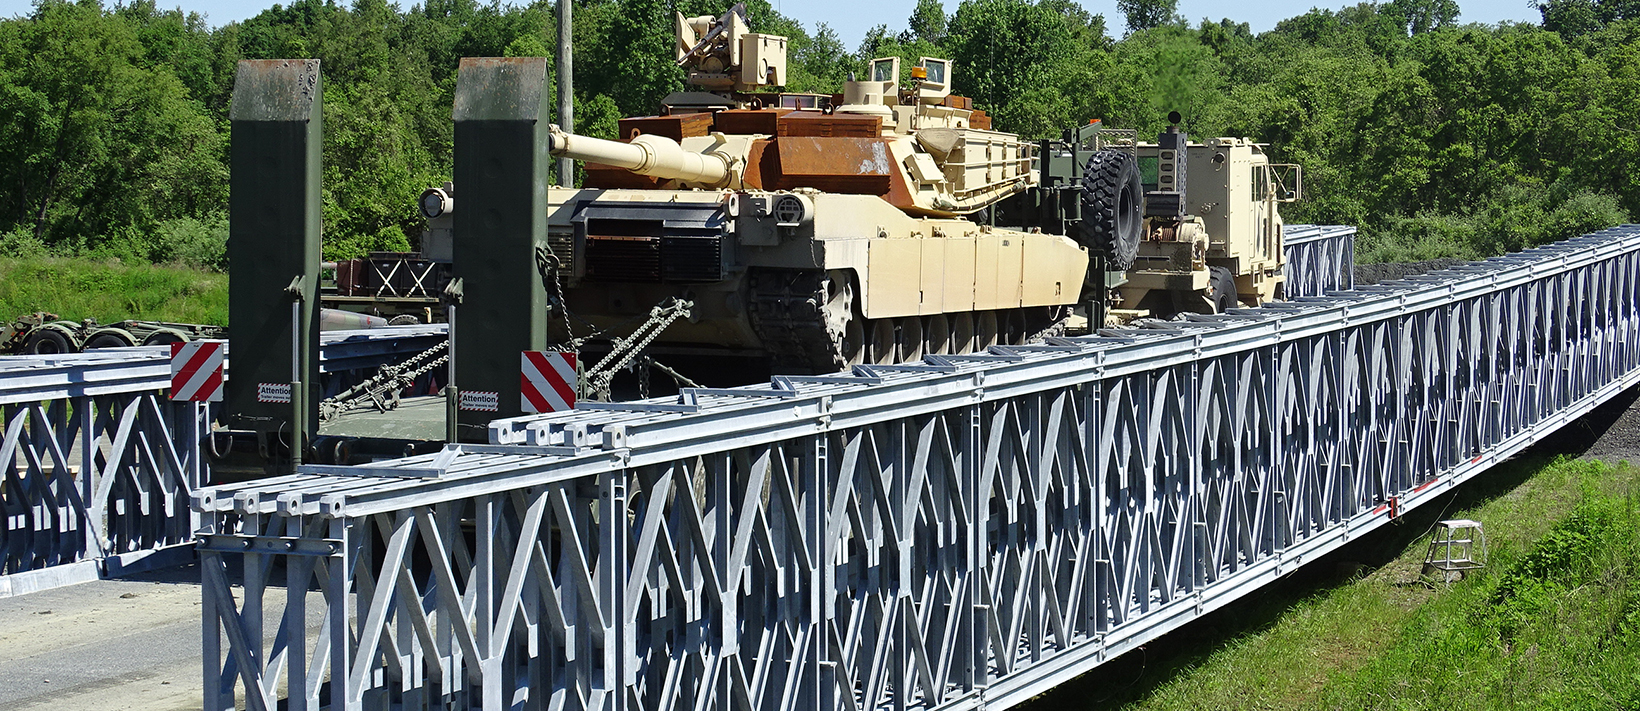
[170, 340, 225, 402]
[521, 351, 577, 414]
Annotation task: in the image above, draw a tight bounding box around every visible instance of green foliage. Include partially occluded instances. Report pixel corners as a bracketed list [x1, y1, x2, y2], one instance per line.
[1117, 0, 1180, 34]
[0, 0, 225, 255]
[150, 213, 229, 269]
[0, 256, 229, 325]
[0, 0, 1632, 269]
[903, 0, 949, 44]
[1073, 456, 1640, 711]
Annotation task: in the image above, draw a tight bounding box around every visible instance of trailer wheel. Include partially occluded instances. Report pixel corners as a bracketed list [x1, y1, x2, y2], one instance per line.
[1079, 150, 1143, 271]
[143, 331, 185, 346]
[24, 329, 73, 354]
[85, 333, 134, 349]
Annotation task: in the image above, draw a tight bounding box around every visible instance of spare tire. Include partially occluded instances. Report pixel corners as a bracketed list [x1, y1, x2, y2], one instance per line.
[1078, 149, 1143, 271]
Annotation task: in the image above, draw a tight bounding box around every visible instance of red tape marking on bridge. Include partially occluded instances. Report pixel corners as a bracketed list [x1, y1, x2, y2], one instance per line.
[521, 351, 577, 414]
[170, 340, 225, 402]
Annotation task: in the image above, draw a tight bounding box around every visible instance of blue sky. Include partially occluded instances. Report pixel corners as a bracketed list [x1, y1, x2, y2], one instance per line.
[0, 0, 1544, 49]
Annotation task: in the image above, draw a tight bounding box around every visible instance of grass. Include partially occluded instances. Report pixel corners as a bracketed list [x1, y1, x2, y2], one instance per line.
[0, 256, 228, 326]
[1030, 456, 1640, 711]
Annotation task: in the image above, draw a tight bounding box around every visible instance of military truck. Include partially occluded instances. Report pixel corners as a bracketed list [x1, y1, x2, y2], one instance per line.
[998, 111, 1302, 325]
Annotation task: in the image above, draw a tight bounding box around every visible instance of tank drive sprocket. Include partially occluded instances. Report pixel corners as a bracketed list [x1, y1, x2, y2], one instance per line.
[1079, 149, 1144, 271]
[748, 269, 861, 373]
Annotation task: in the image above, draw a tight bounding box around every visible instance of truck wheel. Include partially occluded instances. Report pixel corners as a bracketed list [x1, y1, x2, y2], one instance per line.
[85, 333, 134, 349]
[24, 329, 73, 354]
[1209, 266, 1237, 313]
[1079, 150, 1143, 271]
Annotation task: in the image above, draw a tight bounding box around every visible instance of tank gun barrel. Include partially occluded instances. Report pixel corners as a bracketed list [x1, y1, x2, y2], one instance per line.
[547, 124, 731, 187]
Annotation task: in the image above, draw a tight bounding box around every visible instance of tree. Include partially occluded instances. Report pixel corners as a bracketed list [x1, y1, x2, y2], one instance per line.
[0, 0, 224, 254]
[1117, 0, 1179, 34]
[903, 0, 948, 44]
[1387, 0, 1460, 35]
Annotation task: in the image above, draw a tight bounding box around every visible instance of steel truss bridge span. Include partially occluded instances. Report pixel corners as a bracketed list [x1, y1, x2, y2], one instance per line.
[196, 226, 1640, 711]
[0, 325, 445, 596]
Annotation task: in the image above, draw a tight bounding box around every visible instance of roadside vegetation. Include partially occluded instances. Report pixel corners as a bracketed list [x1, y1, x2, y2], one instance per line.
[0, 256, 228, 326]
[0, 0, 1635, 269]
[1034, 456, 1640, 710]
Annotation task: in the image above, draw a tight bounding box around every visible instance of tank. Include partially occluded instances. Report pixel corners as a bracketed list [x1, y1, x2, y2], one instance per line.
[536, 34, 1091, 372]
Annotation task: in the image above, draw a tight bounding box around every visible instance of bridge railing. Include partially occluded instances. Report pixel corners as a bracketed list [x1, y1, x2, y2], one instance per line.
[1283, 224, 1356, 296]
[0, 352, 206, 597]
[195, 226, 1640, 711]
[0, 324, 447, 597]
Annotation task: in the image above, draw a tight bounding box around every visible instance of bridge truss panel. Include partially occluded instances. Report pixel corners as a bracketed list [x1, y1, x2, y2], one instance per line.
[1282, 224, 1356, 297]
[0, 362, 207, 596]
[197, 226, 1640, 711]
[0, 325, 445, 595]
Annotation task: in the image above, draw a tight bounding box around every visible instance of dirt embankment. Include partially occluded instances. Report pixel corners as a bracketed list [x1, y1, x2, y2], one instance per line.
[1352, 258, 1468, 286]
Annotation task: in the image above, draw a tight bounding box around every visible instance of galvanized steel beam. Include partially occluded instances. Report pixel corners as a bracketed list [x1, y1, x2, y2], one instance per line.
[197, 226, 1640, 711]
[1282, 224, 1356, 297]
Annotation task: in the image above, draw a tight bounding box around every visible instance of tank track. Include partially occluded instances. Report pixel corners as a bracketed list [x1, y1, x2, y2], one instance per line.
[749, 269, 1074, 373]
[747, 269, 847, 374]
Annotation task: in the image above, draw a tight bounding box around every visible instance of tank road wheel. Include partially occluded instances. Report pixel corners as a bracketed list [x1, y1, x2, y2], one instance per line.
[951, 313, 975, 355]
[24, 329, 73, 354]
[866, 319, 896, 365]
[976, 311, 999, 351]
[898, 317, 924, 363]
[843, 317, 866, 366]
[1002, 310, 1027, 346]
[1208, 266, 1238, 313]
[925, 315, 951, 356]
[1079, 150, 1144, 271]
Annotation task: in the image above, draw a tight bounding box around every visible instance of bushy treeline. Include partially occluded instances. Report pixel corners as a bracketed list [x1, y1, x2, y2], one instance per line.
[0, 0, 1634, 265]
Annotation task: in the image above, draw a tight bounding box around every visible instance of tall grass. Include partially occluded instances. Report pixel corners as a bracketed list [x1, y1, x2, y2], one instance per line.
[1036, 457, 1640, 710]
[0, 256, 228, 326]
[1321, 468, 1640, 710]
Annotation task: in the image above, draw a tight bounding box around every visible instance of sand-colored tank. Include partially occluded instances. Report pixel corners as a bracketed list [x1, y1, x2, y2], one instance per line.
[538, 46, 1088, 372]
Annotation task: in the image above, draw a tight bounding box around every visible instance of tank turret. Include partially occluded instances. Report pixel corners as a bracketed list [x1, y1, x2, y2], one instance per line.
[551, 55, 1036, 220]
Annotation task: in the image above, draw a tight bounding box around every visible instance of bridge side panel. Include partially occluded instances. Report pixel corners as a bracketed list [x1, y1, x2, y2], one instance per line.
[198, 228, 1640, 711]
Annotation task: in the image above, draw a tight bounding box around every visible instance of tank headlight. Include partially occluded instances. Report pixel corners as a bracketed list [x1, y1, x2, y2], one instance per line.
[419, 188, 453, 219]
[773, 194, 812, 228]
